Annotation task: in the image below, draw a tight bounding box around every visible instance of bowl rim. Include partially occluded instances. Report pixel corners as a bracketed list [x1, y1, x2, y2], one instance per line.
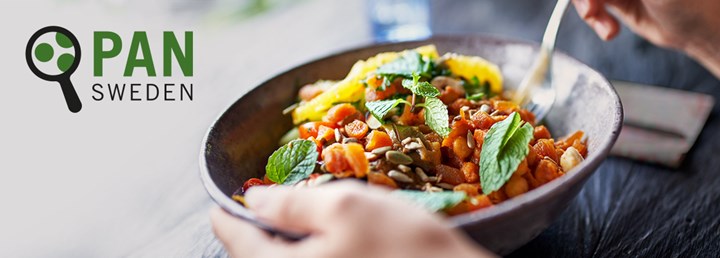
[198, 34, 624, 227]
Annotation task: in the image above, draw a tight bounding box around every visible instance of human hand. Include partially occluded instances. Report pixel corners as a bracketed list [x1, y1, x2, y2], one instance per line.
[210, 181, 495, 258]
[572, 0, 720, 77]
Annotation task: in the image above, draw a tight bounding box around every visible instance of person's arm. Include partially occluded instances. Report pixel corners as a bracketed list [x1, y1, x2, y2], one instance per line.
[211, 181, 496, 258]
[572, 0, 720, 78]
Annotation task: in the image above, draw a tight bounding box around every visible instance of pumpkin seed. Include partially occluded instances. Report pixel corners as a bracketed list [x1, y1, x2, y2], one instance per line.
[371, 146, 392, 155]
[437, 183, 455, 190]
[415, 167, 429, 181]
[385, 150, 413, 165]
[388, 170, 413, 183]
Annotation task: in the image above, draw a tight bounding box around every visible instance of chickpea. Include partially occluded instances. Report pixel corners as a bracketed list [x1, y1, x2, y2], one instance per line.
[453, 136, 472, 160]
[505, 174, 529, 198]
[560, 146, 584, 172]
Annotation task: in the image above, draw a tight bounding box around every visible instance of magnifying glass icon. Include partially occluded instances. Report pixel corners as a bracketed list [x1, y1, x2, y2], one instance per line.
[26, 26, 82, 113]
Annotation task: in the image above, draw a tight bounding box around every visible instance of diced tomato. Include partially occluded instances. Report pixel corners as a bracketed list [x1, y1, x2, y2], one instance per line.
[345, 120, 369, 139]
[262, 175, 273, 185]
[242, 178, 264, 193]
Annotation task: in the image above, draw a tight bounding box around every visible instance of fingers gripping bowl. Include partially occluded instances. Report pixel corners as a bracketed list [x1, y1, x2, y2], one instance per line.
[200, 36, 622, 254]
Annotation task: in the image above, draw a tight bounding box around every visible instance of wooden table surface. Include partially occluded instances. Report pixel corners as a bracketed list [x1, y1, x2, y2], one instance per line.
[4, 0, 717, 257]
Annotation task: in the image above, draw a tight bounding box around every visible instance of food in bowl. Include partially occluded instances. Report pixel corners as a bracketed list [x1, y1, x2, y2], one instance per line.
[233, 45, 587, 215]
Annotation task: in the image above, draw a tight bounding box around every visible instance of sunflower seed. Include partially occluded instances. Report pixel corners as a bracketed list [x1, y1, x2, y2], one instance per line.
[415, 167, 429, 181]
[467, 131, 476, 149]
[366, 115, 382, 129]
[402, 137, 413, 145]
[343, 137, 358, 144]
[437, 183, 455, 190]
[421, 182, 443, 193]
[385, 150, 413, 165]
[405, 142, 423, 150]
[427, 176, 438, 182]
[479, 104, 491, 114]
[388, 170, 413, 183]
[397, 164, 411, 173]
[365, 152, 380, 161]
[334, 128, 342, 143]
[371, 146, 392, 155]
[320, 163, 328, 172]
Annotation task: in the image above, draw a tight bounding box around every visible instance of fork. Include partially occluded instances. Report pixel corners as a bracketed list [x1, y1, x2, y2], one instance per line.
[512, 0, 571, 122]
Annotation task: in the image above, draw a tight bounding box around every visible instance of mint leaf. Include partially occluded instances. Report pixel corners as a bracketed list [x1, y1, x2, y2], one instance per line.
[376, 51, 434, 79]
[423, 97, 450, 137]
[392, 190, 466, 212]
[402, 73, 440, 98]
[266, 139, 319, 185]
[479, 112, 534, 194]
[366, 99, 405, 121]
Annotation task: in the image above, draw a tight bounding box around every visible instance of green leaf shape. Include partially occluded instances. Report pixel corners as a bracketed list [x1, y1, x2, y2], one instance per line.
[392, 190, 466, 212]
[401, 73, 440, 98]
[466, 92, 485, 101]
[366, 99, 405, 121]
[266, 139, 319, 185]
[463, 76, 491, 100]
[423, 97, 450, 137]
[376, 50, 434, 79]
[479, 112, 534, 194]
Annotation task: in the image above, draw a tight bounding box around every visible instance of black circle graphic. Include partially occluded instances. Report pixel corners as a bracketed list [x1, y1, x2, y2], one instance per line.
[25, 26, 83, 113]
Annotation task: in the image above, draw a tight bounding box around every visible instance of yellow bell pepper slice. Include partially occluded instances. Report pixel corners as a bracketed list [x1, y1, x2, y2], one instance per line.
[292, 45, 439, 124]
[442, 53, 503, 94]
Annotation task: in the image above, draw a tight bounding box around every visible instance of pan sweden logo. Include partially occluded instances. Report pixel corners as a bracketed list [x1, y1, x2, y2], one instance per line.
[26, 26, 83, 113]
[26, 26, 194, 114]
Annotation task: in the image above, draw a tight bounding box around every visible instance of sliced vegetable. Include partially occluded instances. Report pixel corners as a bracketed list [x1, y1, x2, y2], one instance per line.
[292, 45, 439, 124]
[442, 53, 503, 94]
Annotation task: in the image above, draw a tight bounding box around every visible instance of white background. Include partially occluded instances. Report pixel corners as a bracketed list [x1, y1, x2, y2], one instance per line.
[0, 0, 369, 256]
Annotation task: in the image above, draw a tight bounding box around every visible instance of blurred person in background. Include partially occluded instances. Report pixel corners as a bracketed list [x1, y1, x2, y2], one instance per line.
[212, 0, 720, 257]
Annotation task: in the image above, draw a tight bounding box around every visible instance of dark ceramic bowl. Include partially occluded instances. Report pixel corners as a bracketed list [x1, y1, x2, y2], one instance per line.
[199, 35, 623, 254]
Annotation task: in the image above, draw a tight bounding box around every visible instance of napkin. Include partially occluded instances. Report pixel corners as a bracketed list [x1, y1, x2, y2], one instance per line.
[609, 80, 715, 167]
